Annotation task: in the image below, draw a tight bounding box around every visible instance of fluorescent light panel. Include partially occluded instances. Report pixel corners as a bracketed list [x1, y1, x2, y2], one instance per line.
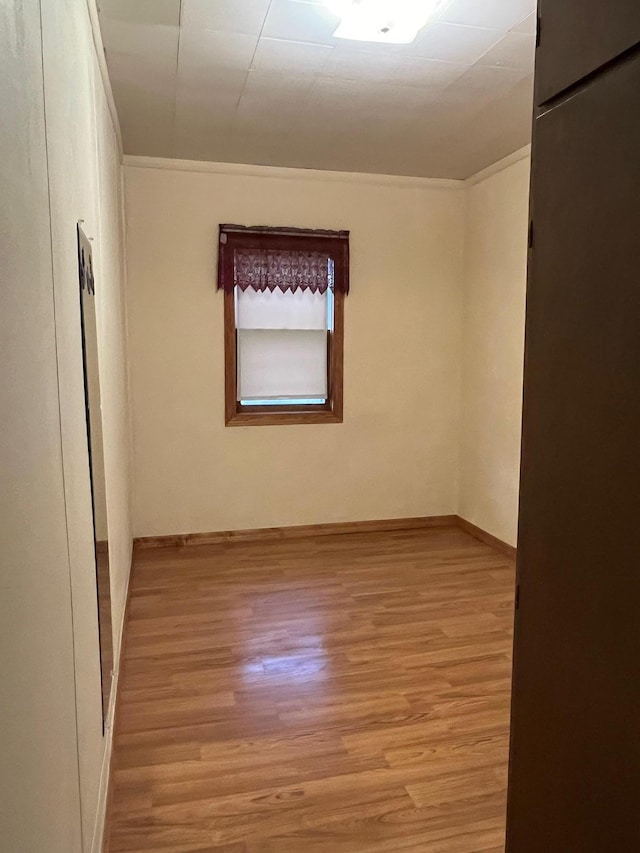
[328, 0, 445, 44]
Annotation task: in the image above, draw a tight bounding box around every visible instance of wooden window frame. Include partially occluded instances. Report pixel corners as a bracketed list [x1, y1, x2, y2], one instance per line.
[224, 288, 344, 427]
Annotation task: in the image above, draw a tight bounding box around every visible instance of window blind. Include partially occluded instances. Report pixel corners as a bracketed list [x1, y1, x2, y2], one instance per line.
[235, 286, 330, 403]
[237, 330, 328, 401]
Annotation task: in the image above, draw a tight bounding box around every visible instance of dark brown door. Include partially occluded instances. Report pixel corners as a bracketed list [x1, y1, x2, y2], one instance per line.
[507, 50, 640, 852]
[535, 0, 640, 104]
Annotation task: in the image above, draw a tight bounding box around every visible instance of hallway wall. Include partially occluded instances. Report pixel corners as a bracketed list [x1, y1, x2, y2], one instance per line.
[1, 1, 83, 849]
[0, 1, 132, 850]
[41, 1, 134, 846]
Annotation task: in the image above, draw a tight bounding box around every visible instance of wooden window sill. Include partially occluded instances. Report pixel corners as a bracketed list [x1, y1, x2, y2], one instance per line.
[225, 409, 342, 427]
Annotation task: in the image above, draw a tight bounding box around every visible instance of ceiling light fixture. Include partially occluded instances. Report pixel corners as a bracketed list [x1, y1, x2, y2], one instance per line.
[327, 0, 445, 45]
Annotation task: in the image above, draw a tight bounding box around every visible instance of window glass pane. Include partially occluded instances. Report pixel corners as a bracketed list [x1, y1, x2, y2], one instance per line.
[237, 329, 328, 401]
[236, 287, 328, 330]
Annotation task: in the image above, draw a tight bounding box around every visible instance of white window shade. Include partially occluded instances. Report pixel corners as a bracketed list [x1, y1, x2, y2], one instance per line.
[236, 287, 328, 330]
[237, 330, 328, 401]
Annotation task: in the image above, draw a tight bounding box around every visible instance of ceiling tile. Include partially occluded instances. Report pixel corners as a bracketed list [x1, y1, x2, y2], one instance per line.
[100, 19, 179, 64]
[409, 22, 502, 64]
[173, 117, 236, 161]
[174, 90, 239, 134]
[107, 50, 177, 97]
[173, 127, 303, 169]
[325, 47, 468, 89]
[478, 31, 536, 70]
[180, 0, 270, 35]
[171, 133, 225, 163]
[308, 76, 374, 110]
[444, 63, 530, 111]
[514, 12, 537, 35]
[453, 74, 533, 175]
[98, 0, 180, 27]
[235, 96, 308, 135]
[112, 83, 175, 120]
[176, 68, 249, 101]
[103, 0, 535, 176]
[437, 0, 536, 32]
[118, 115, 174, 156]
[251, 37, 333, 73]
[310, 77, 433, 115]
[262, 0, 340, 44]
[412, 108, 468, 144]
[242, 70, 316, 100]
[178, 29, 258, 72]
[110, 85, 175, 156]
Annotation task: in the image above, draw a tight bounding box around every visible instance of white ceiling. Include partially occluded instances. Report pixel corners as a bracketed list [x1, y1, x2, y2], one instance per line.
[98, 0, 536, 179]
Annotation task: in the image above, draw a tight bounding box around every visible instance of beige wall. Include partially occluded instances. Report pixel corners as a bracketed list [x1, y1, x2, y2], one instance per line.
[125, 157, 530, 544]
[459, 154, 530, 546]
[1, 1, 132, 850]
[42, 2, 133, 847]
[125, 163, 465, 536]
[0, 1, 83, 849]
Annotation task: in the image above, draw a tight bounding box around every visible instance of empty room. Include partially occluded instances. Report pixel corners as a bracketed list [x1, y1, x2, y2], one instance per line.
[3, 1, 640, 851]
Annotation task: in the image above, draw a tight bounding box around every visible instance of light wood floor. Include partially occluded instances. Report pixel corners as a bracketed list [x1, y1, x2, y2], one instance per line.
[107, 526, 515, 853]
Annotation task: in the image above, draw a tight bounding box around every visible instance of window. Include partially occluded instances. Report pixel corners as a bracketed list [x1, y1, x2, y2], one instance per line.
[218, 225, 349, 426]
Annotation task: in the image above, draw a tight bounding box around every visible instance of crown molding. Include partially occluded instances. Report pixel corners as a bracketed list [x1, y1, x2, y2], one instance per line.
[122, 155, 464, 191]
[122, 148, 533, 190]
[465, 144, 532, 187]
[85, 0, 123, 159]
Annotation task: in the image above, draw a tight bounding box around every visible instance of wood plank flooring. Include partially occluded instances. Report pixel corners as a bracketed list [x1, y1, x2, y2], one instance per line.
[106, 525, 515, 853]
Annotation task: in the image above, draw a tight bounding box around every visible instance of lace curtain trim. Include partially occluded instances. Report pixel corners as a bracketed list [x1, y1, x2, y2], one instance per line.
[233, 248, 333, 293]
[217, 225, 350, 295]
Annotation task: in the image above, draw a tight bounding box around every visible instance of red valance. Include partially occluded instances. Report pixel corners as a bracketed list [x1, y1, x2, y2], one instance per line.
[217, 225, 350, 295]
